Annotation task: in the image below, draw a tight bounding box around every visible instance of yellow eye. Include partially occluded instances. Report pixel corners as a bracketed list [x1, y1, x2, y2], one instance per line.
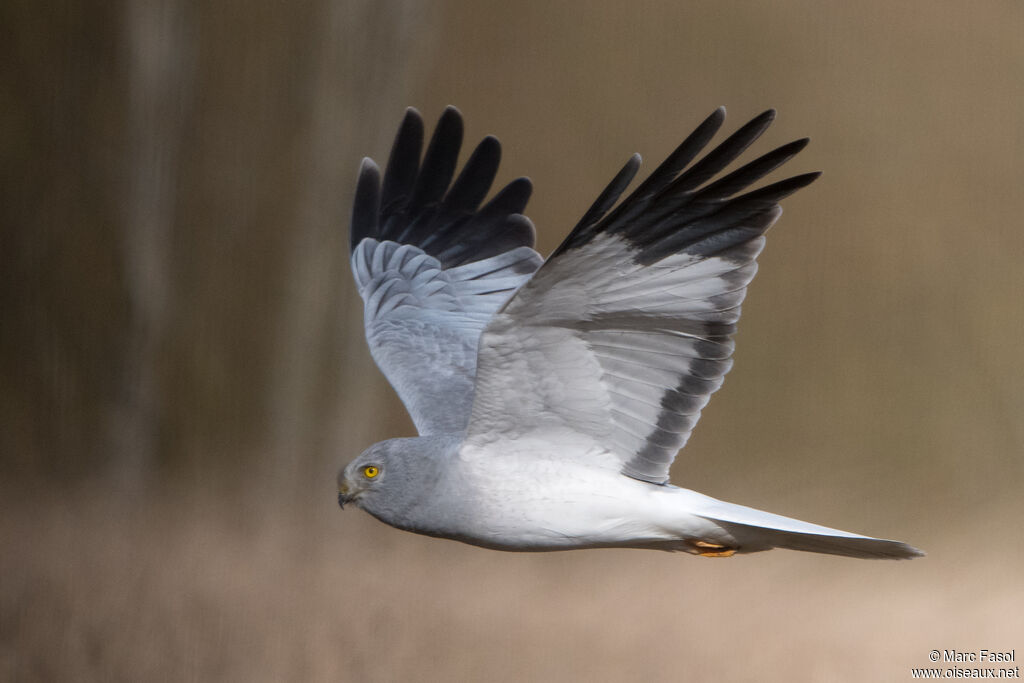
[362, 465, 380, 479]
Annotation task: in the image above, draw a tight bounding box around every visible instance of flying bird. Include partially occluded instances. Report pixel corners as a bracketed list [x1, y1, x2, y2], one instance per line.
[339, 106, 922, 559]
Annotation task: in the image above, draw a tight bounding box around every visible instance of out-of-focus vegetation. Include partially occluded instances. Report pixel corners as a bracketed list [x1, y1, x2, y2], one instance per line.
[2, 1, 1022, 681]
[1, 0, 431, 492]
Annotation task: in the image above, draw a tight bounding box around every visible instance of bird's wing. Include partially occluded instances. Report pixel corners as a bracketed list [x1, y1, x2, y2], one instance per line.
[465, 108, 819, 483]
[351, 107, 542, 434]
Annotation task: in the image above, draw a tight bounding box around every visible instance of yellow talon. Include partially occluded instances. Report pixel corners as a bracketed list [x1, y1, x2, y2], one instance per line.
[692, 540, 737, 557]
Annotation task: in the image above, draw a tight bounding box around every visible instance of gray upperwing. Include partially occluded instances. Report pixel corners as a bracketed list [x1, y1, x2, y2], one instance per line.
[467, 109, 819, 482]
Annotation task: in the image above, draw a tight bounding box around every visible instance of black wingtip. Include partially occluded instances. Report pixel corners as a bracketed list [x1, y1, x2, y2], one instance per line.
[694, 137, 814, 201]
[408, 106, 465, 211]
[473, 135, 503, 168]
[748, 109, 777, 135]
[734, 110, 777, 148]
[740, 171, 822, 206]
[360, 156, 380, 173]
[381, 109, 425, 216]
[433, 107, 464, 141]
[658, 109, 779, 196]
[480, 176, 533, 217]
[350, 157, 382, 252]
[437, 105, 464, 129]
[791, 170, 822, 187]
[699, 107, 728, 144]
[621, 109, 728, 204]
[439, 134, 502, 215]
[789, 137, 811, 154]
[400, 107, 425, 134]
[352, 106, 537, 267]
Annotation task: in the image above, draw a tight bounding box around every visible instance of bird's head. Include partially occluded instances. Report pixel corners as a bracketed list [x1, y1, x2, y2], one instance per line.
[337, 435, 460, 528]
[337, 441, 396, 510]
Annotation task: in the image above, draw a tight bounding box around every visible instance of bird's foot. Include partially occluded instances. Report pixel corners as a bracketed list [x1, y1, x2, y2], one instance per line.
[691, 540, 737, 557]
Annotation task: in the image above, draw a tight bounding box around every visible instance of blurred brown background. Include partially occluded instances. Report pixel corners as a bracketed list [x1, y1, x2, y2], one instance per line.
[2, 1, 1022, 681]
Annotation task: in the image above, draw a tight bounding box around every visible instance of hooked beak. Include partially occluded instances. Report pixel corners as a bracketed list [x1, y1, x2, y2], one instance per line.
[338, 480, 354, 509]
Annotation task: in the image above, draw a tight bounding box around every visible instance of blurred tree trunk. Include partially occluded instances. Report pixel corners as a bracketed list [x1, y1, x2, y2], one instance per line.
[1, 1, 436, 488]
[265, 0, 433, 497]
[112, 0, 194, 490]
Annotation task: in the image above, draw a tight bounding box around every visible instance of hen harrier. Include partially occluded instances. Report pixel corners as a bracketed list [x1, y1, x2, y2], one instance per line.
[338, 106, 922, 559]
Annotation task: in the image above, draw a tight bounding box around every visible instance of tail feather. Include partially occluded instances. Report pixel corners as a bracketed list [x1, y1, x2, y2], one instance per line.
[683, 493, 924, 560]
[712, 520, 924, 559]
